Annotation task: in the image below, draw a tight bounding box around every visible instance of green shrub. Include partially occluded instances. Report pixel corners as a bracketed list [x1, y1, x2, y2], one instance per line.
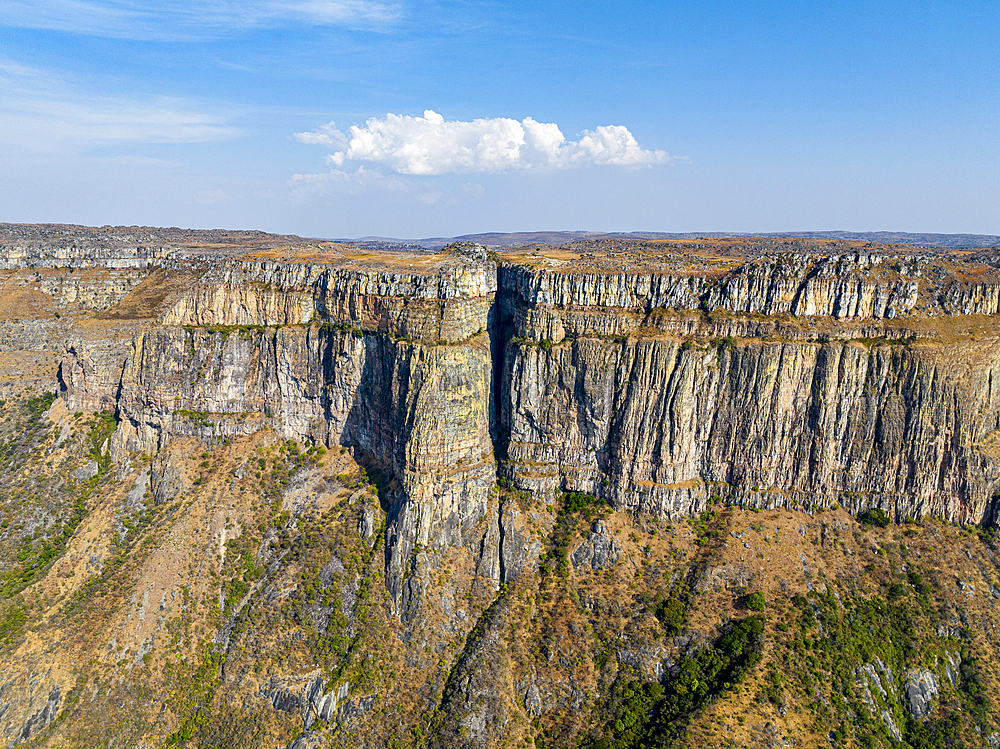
[746, 592, 766, 611]
[907, 570, 932, 596]
[887, 583, 908, 601]
[0, 601, 27, 647]
[654, 597, 687, 634]
[858, 507, 891, 527]
[592, 616, 764, 747]
[563, 491, 605, 514]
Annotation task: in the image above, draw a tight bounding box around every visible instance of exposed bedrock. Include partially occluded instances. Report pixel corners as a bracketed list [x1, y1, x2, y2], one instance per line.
[46, 247, 1000, 622]
[501, 253, 1000, 319]
[500, 333, 1000, 524]
[55, 261, 1000, 530]
[103, 324, 498, 608]
[162, 260, 496, 342]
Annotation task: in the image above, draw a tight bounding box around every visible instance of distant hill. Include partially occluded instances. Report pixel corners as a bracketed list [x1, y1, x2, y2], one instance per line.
[354, 230, 1000, 250]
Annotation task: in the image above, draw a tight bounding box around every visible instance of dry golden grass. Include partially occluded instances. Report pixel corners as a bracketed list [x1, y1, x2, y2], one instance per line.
[0, 273, 57, 320]
[96, 268, 202, 320]
[240, 243, 456, 273]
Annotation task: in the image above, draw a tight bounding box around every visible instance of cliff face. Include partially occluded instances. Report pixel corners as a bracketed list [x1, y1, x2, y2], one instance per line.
[47, 238, 1000, 549]
[161, 258, 495, 342]
[501, 335, 1000, 524]
[494, 249, 1000, 527]
[38, 236, 1000, 655]
[502, 252, 1000, 320]
[104, 324, 498, 610]
[4, 228, 1000, 748]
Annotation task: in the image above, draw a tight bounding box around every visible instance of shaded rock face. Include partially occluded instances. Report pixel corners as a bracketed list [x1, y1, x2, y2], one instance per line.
[16, 686, 61, 744]
[430, 597, 516, 749]
[498, 498, 545, 584]
[502, 335, 1000, 524]
[108, 324, 498, 609]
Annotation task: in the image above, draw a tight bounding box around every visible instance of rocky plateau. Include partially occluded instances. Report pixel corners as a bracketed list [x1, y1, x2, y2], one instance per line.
[0, 224, 999, 749]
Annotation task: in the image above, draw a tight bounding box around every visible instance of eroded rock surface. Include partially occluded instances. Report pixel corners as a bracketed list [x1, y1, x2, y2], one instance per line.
[2, 226, 1000, 748]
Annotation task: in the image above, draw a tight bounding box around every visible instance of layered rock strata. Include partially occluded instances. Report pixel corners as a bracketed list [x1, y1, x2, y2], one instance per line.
[161, 258, 495, 342]
[12, 232, 1000, 609]
[496, 250, 1000, 524]
[502, 253, 1000, 323]
[500, 334, 1000, 523]
[105, 324, 498, 608]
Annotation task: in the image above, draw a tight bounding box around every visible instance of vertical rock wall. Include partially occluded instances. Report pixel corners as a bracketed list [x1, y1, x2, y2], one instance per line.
[500, 335, 1000, 523]
[106, 323, 498, 612]
[48, 246, 1000, 625]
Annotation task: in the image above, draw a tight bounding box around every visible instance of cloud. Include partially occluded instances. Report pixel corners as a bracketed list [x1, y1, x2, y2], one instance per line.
[289, 166, 408, 195]
[0, 0, 399, 40]
[293, 110, 669, 175]
[292, 120, 349, 150]
[0, 58, 240, 150]
[461, 182, 485, 200]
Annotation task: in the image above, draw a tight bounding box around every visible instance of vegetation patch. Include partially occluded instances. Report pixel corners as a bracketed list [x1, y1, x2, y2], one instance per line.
[587, 616, 765, 748]
[0, 398, 116, 602]
[858, 507, 892, 527]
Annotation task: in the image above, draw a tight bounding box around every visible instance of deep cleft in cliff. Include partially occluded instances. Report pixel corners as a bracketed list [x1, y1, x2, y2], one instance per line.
[17, 231, 989, 633]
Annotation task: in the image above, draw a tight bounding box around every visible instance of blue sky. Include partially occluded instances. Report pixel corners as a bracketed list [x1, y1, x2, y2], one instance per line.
[1, 0, 997, 238]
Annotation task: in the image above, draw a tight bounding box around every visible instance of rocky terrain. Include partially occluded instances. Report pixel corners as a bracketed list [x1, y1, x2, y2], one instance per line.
[0, 223, 999, 748]
[379, 230, 1000, 251]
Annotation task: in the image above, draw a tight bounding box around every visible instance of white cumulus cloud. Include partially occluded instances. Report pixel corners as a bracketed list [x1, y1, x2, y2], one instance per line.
[289, 166, 453, 205]
[293, 110, 668, 175]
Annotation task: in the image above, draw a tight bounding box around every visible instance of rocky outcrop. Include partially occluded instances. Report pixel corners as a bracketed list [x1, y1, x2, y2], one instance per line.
[570, 521, 620, 571]
[430, 596, 517, 749]
[38, 270, 150, 310]
[261, 675, 348, 728]
[905, 668, 939, 720]
[498, 498, 545, 584]
[15, 686, 61, 745]
[856, 658, 902, 740]
[59, 344, 124, 413]
[502, 253, 1000, 320]
[162, 259, 496, 343]
[0, 243, 169, 270]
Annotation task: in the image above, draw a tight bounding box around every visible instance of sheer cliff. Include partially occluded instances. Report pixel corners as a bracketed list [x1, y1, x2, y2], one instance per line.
[1, 225, 1000, 749]
[50, 236, 1000, 533]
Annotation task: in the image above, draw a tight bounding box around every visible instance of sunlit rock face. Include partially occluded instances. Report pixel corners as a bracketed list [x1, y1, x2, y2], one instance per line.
[3, 226, 1000, 749]
[2, 227, 997, 624]
[44, 235, 1000, 595]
